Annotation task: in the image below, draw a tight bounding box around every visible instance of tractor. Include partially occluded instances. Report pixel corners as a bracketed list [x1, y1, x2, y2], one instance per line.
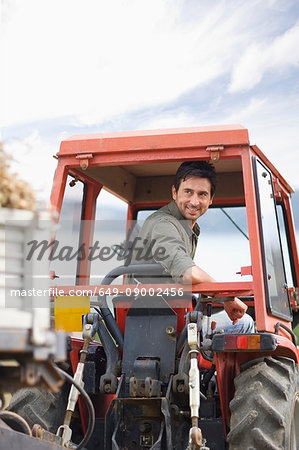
[2, 125, 299, 449]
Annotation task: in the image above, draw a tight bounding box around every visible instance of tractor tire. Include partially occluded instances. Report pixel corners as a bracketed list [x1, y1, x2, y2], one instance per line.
[227, 356, 299, 450]
[6, 385, 70, 434]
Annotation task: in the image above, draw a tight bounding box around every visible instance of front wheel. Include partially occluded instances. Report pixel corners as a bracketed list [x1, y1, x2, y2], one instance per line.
[227, 356, 299, 450]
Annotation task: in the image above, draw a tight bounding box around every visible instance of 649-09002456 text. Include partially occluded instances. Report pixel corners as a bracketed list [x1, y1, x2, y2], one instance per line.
[9, 286, 185, 298]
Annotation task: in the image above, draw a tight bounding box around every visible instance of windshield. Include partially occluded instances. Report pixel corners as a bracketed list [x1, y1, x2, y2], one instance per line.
[254, 158, 292, 320]
[136, 205, 252, 282]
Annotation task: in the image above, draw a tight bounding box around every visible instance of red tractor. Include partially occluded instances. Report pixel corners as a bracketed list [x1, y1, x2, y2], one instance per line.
[4, 125, 299, 449]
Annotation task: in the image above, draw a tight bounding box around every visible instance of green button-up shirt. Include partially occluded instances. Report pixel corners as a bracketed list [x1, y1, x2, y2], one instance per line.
[130, 200, 200, 284]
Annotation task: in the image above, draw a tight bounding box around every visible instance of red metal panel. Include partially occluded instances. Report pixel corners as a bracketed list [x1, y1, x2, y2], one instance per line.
[241, 149, 294, 335]
[57, 125, 249, 156]
[50, 162, 68, 215]
[114, 297, 193, 335]
[51, 282, 254, 298]
[241, 149, 267, 331]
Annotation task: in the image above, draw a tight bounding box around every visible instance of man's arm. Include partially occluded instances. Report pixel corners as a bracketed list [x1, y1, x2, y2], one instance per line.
[151, 219, 248, 325]
[182, 265, 248, 324]
[182, 265, 215, 284]
[151, 220, 197, 283]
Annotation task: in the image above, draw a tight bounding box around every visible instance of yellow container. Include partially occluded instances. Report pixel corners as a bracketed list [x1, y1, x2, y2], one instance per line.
[54, 296, 90, 332]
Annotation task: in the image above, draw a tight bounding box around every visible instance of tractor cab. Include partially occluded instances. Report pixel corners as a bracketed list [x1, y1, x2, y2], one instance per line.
[50, 125, 298, 334]
[47, 125, 299, 449]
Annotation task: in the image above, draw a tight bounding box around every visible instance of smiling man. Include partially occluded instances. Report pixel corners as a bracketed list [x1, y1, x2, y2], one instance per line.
[171, 161, 215, 285]
[130, 161, 254, 332]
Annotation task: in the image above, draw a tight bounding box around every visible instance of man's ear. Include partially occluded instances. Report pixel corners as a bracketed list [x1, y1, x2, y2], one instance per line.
[172, 185, 177, 201]
[209, 194, 214, 206]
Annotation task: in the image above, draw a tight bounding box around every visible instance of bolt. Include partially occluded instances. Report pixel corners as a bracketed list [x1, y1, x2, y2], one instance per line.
[166, 326, 175, 335]
[32, 424, 43, 438]
[119, 422, 126, 432]
[177, 384, 185, 393]
[104, 384, 112, 393]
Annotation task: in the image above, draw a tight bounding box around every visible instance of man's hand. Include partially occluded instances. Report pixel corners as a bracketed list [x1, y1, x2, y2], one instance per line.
[224, 297, 248, 325]
[182, 266, 247, 325]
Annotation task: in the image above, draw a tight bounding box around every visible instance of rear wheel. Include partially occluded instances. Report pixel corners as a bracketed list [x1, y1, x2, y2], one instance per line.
[7, 385, 69, 434]
[227, 356, 299, 450]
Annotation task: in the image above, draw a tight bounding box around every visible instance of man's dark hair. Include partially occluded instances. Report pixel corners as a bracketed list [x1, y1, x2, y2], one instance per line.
[173, 161, 216, 196]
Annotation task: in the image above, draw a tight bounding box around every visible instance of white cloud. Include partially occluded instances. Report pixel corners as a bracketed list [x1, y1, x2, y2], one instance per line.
[1, 0, 184, 126]
[137, 109, 199, 131]
[218, 97, 269, 124]
[139, 92, 299, 190]
[208, 93, 299, 189]
[229, 20, 299, 92]
[2, 0, 299, 194]
[2, 0, 272, 127]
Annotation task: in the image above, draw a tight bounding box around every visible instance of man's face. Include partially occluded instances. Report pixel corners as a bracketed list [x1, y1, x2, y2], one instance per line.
[172, 176, 213, 225]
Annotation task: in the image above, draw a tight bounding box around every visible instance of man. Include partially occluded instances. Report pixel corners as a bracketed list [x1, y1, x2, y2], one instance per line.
[131, 160, 254, 333]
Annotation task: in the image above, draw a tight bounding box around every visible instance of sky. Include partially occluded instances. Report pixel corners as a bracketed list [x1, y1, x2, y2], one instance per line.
[1, 0, 299, 211]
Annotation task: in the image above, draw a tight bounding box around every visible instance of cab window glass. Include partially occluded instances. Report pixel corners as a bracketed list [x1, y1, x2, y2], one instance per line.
[195, 206, 251, 281]
[254, 158, 291, 320]
[90, 189, 128, 285]
[50, 175, 85, 286]
[136, 206, 252, 282]
[276, 204, 295, 288]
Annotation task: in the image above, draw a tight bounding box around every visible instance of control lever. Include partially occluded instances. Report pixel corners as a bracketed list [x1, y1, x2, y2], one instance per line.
[187, 322, 210, 450]
[56, 313, 99, 447]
